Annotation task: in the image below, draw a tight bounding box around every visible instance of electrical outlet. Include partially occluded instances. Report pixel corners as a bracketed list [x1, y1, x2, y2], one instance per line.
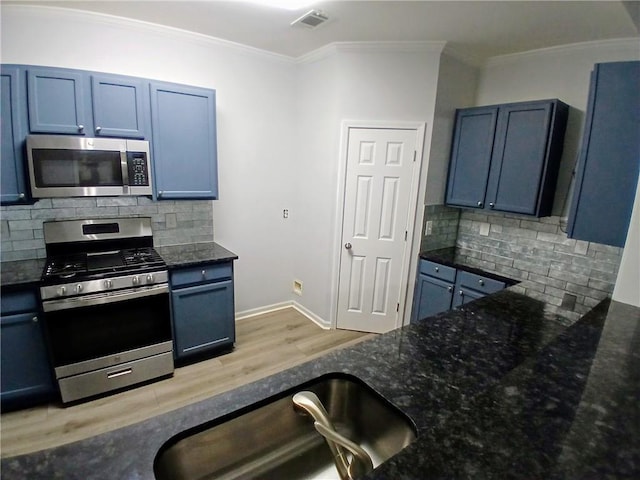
[283, 209, 289, 219]
[424, 220, 433, 236]
[293, 279, 303, 296]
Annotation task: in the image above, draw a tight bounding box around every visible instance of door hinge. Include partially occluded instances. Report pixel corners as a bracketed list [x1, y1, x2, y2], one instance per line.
[412, 151, 417, 162]
[396, 303, 400, 312]
[404, 230, 408, 241]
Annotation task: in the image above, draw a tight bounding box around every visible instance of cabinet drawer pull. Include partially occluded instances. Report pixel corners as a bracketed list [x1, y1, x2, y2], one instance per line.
[459, 290, 464, 296]
[78, 124, 84, 132]
[447, 286, 452, 292]
[477, 201, 483, 207]
[478, 279, 485, 286]
[32, 316, 38, 323]
[435, 267, 439, 272]
[201, 270, 206, 278]
[107, 368, 132, 379]
[489, 203, 494, 208]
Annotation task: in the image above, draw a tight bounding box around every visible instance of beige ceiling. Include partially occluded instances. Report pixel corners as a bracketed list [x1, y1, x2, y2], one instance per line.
[3, 1, 639, 61]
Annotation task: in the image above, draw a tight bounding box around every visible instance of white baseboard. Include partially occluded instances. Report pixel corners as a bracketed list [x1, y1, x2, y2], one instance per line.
[235, 301, 330, 330]
[235, 301, 294, 321]
[291, 301, 331, 330]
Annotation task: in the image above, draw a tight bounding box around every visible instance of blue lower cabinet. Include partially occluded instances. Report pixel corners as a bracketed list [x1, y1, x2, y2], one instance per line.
[411, 274, 454, 323]
[451, 286, 485, 309]
[170, 263, 235, 362]
[1, 290, 55, 409]
[412, 259, 509, 322]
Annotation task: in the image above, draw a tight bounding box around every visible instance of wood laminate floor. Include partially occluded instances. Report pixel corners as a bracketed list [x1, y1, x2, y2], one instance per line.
[0, 308, 374, 458]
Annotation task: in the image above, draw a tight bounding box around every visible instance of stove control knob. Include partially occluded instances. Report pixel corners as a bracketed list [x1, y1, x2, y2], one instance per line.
[132, 276, 140, 286]
[146, 274, 154, 283]
[57, 286, 66, 297]
[104, 279, 113, 289]
[76, 284, 83, 294]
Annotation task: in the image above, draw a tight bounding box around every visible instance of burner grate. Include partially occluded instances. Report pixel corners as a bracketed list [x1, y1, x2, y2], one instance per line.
[122, 247, 164, 266]
[44, 255, 87, 279]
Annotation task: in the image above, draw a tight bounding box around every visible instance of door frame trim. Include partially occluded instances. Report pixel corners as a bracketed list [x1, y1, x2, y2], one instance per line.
[330, 120, 427, 330]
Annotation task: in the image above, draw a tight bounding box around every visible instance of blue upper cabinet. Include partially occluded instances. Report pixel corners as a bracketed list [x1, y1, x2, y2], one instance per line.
[1, 66, 28, 204]
[91, 74, 147, 138]
[567, 61, 640, 248]
[150, 81, 218, 200]
[446, 99, 568, 217]
[446, 106, 498, 209]
[27, 67, 88, 135]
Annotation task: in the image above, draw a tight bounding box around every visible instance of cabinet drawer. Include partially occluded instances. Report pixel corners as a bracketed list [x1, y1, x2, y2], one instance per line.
[456, 270, 505, 294]
[419, 260, 456, 283]
[1, 290, 38, 316]
[58, 351, 173, 404]
[170, 262, 232, 287]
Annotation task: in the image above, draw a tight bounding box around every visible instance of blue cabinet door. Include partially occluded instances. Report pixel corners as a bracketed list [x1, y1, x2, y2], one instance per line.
[411, 274, 454, 323]
[451, 285, 484, 309]
[446, 106, 498, 209]
[150, 81, 218, 199]
[91, 74, 146, 138]
[171, 279, 235, 360]
[446, 100, 567, 217]
[567, 61, 640, 248]
[487, 101, 554, 215]
[1, 66, 28, 204]
[1, 311, 55, 407]
[27, 67, 88, 134]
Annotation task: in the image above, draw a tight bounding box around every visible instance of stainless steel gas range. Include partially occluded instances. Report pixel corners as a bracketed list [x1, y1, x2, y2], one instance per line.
[39, 217, 173, 404]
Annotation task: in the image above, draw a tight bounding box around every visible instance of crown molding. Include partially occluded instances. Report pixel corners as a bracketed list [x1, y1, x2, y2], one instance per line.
[485, 38, 640, 67]
[2, 5, 296, 65]
[296, 41, 446, 65]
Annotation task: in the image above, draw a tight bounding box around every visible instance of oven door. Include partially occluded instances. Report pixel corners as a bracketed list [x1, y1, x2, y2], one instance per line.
[42, 285, 172, 378]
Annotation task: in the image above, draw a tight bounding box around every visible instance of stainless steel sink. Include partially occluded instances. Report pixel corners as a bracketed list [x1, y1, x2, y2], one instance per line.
[154, 373, 417, 480]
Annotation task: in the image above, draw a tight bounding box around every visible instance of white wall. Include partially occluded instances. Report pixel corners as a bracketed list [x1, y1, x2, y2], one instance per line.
[477, 39, 640, 216]
[293, 44, 443, 325]
[612, 171, 640, 307]
[3, 5, 638, 320]
[1, 5, 298, 316]
[425, 51, 480, 206]
[476, 38, 640, 308]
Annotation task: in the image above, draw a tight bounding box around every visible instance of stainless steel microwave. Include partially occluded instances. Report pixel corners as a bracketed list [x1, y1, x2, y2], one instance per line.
[26, 135, 153, 198]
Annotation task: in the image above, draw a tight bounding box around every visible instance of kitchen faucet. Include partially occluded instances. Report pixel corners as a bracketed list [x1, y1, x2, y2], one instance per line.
[292, 391, 373, 480]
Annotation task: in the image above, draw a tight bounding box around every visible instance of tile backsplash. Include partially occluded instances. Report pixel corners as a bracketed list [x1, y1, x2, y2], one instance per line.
[423, 206, 624, 321]
[420, 204, 460, 252]
[0, 197, 214, 262]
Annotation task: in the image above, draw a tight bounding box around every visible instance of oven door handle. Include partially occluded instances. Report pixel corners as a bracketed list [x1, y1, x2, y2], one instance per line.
[42, 284, 169, 312]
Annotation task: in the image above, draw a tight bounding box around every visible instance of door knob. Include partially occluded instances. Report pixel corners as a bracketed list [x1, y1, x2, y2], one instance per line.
[344, 243, 352, 250]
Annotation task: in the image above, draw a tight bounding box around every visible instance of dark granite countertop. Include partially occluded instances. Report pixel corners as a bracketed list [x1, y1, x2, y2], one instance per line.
[0, 258, 45, 288]
[420, 246, 518, 286]
[0, 243, 237, 289]
[2, 290, 638, 479]
[156, 242, 238, 269]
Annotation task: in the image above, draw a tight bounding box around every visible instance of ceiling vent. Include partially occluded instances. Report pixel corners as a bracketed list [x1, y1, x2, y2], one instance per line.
[291, 10, 329, 28]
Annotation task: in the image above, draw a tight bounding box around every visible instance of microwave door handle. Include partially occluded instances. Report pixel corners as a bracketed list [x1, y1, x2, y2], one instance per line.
[120, 150, 130, 194]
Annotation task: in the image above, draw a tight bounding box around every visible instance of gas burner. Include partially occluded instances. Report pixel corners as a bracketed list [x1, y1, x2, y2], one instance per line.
[44, 257, 87, 279]
[122, 248, 164, 267]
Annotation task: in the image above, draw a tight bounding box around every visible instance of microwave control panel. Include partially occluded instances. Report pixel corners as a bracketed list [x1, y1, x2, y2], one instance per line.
[127, 153, 150, 186]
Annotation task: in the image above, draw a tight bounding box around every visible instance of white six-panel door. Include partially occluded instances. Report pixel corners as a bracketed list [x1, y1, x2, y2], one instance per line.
[336, 128, 418, 333]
